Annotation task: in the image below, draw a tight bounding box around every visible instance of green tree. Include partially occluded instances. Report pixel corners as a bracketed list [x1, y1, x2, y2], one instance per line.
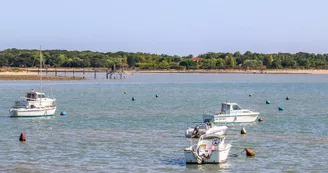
[271, 59, 282, 69]
[242, 59, 263, 68]
[158, 60, 170, 69]
[216, 58, 225, 69]
[281, 57, 296, 68]
[264, 55, 273, 68]
[225, 55, 236, 68]
[180, 59, 196, 70]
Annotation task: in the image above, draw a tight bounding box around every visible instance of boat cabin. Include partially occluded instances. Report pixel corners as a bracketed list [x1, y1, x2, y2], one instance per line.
[25, 90, 45, 101]
[220, 102, 242, 114]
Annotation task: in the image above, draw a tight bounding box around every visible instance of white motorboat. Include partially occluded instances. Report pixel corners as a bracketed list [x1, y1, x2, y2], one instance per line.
[9, 90, 56, 117]
[184, 134, 231, 164]
[203, 102, 259, 124]
[185, 123, 228, 138]
[9, 47, 56, 117]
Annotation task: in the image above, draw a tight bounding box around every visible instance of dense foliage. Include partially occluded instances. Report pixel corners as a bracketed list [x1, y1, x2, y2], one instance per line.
[1, 49, 328, 70]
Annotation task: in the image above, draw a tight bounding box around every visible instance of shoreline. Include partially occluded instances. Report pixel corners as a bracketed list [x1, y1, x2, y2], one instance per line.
[3, 67, 328, 74]
[135, 69, 328, 74]
[1, 68, 328, 80]
[0, 71, 84, 80]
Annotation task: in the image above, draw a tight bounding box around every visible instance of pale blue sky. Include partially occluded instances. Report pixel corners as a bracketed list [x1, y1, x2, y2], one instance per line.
[1, 0, 328, 56]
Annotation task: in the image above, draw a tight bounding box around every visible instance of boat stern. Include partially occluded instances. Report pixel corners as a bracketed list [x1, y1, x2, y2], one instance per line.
[184, 147, 197, 163]
[206, 144, 231, 164]
[203, 114, 214, 123]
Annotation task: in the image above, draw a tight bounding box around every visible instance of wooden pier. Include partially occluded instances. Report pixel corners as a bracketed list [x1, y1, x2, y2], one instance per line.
[32, 67, 128, 80]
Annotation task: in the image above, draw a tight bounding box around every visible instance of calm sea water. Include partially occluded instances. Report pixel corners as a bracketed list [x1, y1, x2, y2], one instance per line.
[1, 73, 328, 173]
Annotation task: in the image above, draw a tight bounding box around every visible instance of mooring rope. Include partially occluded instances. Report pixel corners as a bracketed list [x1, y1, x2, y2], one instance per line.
[229, 149, 245, 157]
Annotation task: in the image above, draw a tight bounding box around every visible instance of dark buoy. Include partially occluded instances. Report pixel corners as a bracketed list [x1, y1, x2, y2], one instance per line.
[132, 97, 135, 101]
[124, 91, 127, 94]
[278, 106, 284, 111]
[286, 97, 289, 100]
[258, 118, 264, 122]
[245, 148, 255, 156]
[266, 100, 270, 104]
[241, 127, 247, 134]
[249, 94, 252, 97]
[60, 111, 67, 116]
[19, 132, 26, 142]
[155, 94, 158, 98]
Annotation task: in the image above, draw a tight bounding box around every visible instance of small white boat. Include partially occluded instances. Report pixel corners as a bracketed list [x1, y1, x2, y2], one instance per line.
[185, 123, 228, 138]
[9, 90, 56, 117]
[9, 47, 56, 117]
[203, 102, 259, 124]
[184, 134, 231, 164]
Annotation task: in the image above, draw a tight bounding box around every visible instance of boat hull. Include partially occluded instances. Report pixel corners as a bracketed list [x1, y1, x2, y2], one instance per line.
[9, 107, 56, 117]
[184, 143, 231, 164]
[203, 113, 259, 124]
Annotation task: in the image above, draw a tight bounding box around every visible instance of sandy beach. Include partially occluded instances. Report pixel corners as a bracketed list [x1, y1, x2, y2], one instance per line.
[1, 68, 328, 80]
[0, 71, 84, 80]
[4, 67, 328, 74]
[135, 69, 328, 74]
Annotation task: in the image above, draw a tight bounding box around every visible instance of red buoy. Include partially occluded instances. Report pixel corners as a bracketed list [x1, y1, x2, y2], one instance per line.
[19, 132, 26, 142]
[245, 148, 255, 156]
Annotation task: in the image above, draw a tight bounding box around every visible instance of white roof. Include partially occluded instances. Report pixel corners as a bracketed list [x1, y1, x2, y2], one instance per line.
[222, 102, 238, 105]
[25, 90, 44, 95]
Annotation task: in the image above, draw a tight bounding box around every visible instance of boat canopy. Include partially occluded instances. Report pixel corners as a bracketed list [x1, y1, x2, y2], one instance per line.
[221, 102, 242, 114]
[25, 90, 46, 99]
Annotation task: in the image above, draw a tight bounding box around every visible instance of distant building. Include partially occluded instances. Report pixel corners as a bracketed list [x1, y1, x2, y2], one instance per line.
[191, 57, 202, 62]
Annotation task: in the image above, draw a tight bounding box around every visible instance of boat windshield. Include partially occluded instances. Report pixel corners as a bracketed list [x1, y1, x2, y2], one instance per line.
[38, 94, 46, 98]
[26, 93, 36, 99]
[233, 105, 242, 110]
[221, 104, 231, 114]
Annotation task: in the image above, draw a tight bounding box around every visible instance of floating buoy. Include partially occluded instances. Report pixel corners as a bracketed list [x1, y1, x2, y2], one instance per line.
[258, 118, 264, 122]
[60, 111, 67, 116]
[278, 106, 284, 111]
[155, 94, 158, 98]
[249, 94, 252, 97]
[19, 132, 26, 142]
[132, 97, 135, 101]
[241, 127, 247, 134]
[266, 100, 270, 104]
[286, 97, 289, 100]
[245, 148, 255, 156]
[124, 91, 127, 94]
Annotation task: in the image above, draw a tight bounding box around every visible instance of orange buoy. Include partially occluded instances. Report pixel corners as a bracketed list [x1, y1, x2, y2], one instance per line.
[245, 148, 255, 156]
[19, 132, 26, 142]
[241, 127, 247, 134]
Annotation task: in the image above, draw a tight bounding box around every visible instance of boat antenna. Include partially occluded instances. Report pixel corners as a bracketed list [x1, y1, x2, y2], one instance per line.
[40, 46, 42, 106]
[50, 86, 54, 99]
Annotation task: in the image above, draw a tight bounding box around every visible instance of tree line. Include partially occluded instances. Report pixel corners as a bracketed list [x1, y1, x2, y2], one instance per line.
[1, 48, 328, 70]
